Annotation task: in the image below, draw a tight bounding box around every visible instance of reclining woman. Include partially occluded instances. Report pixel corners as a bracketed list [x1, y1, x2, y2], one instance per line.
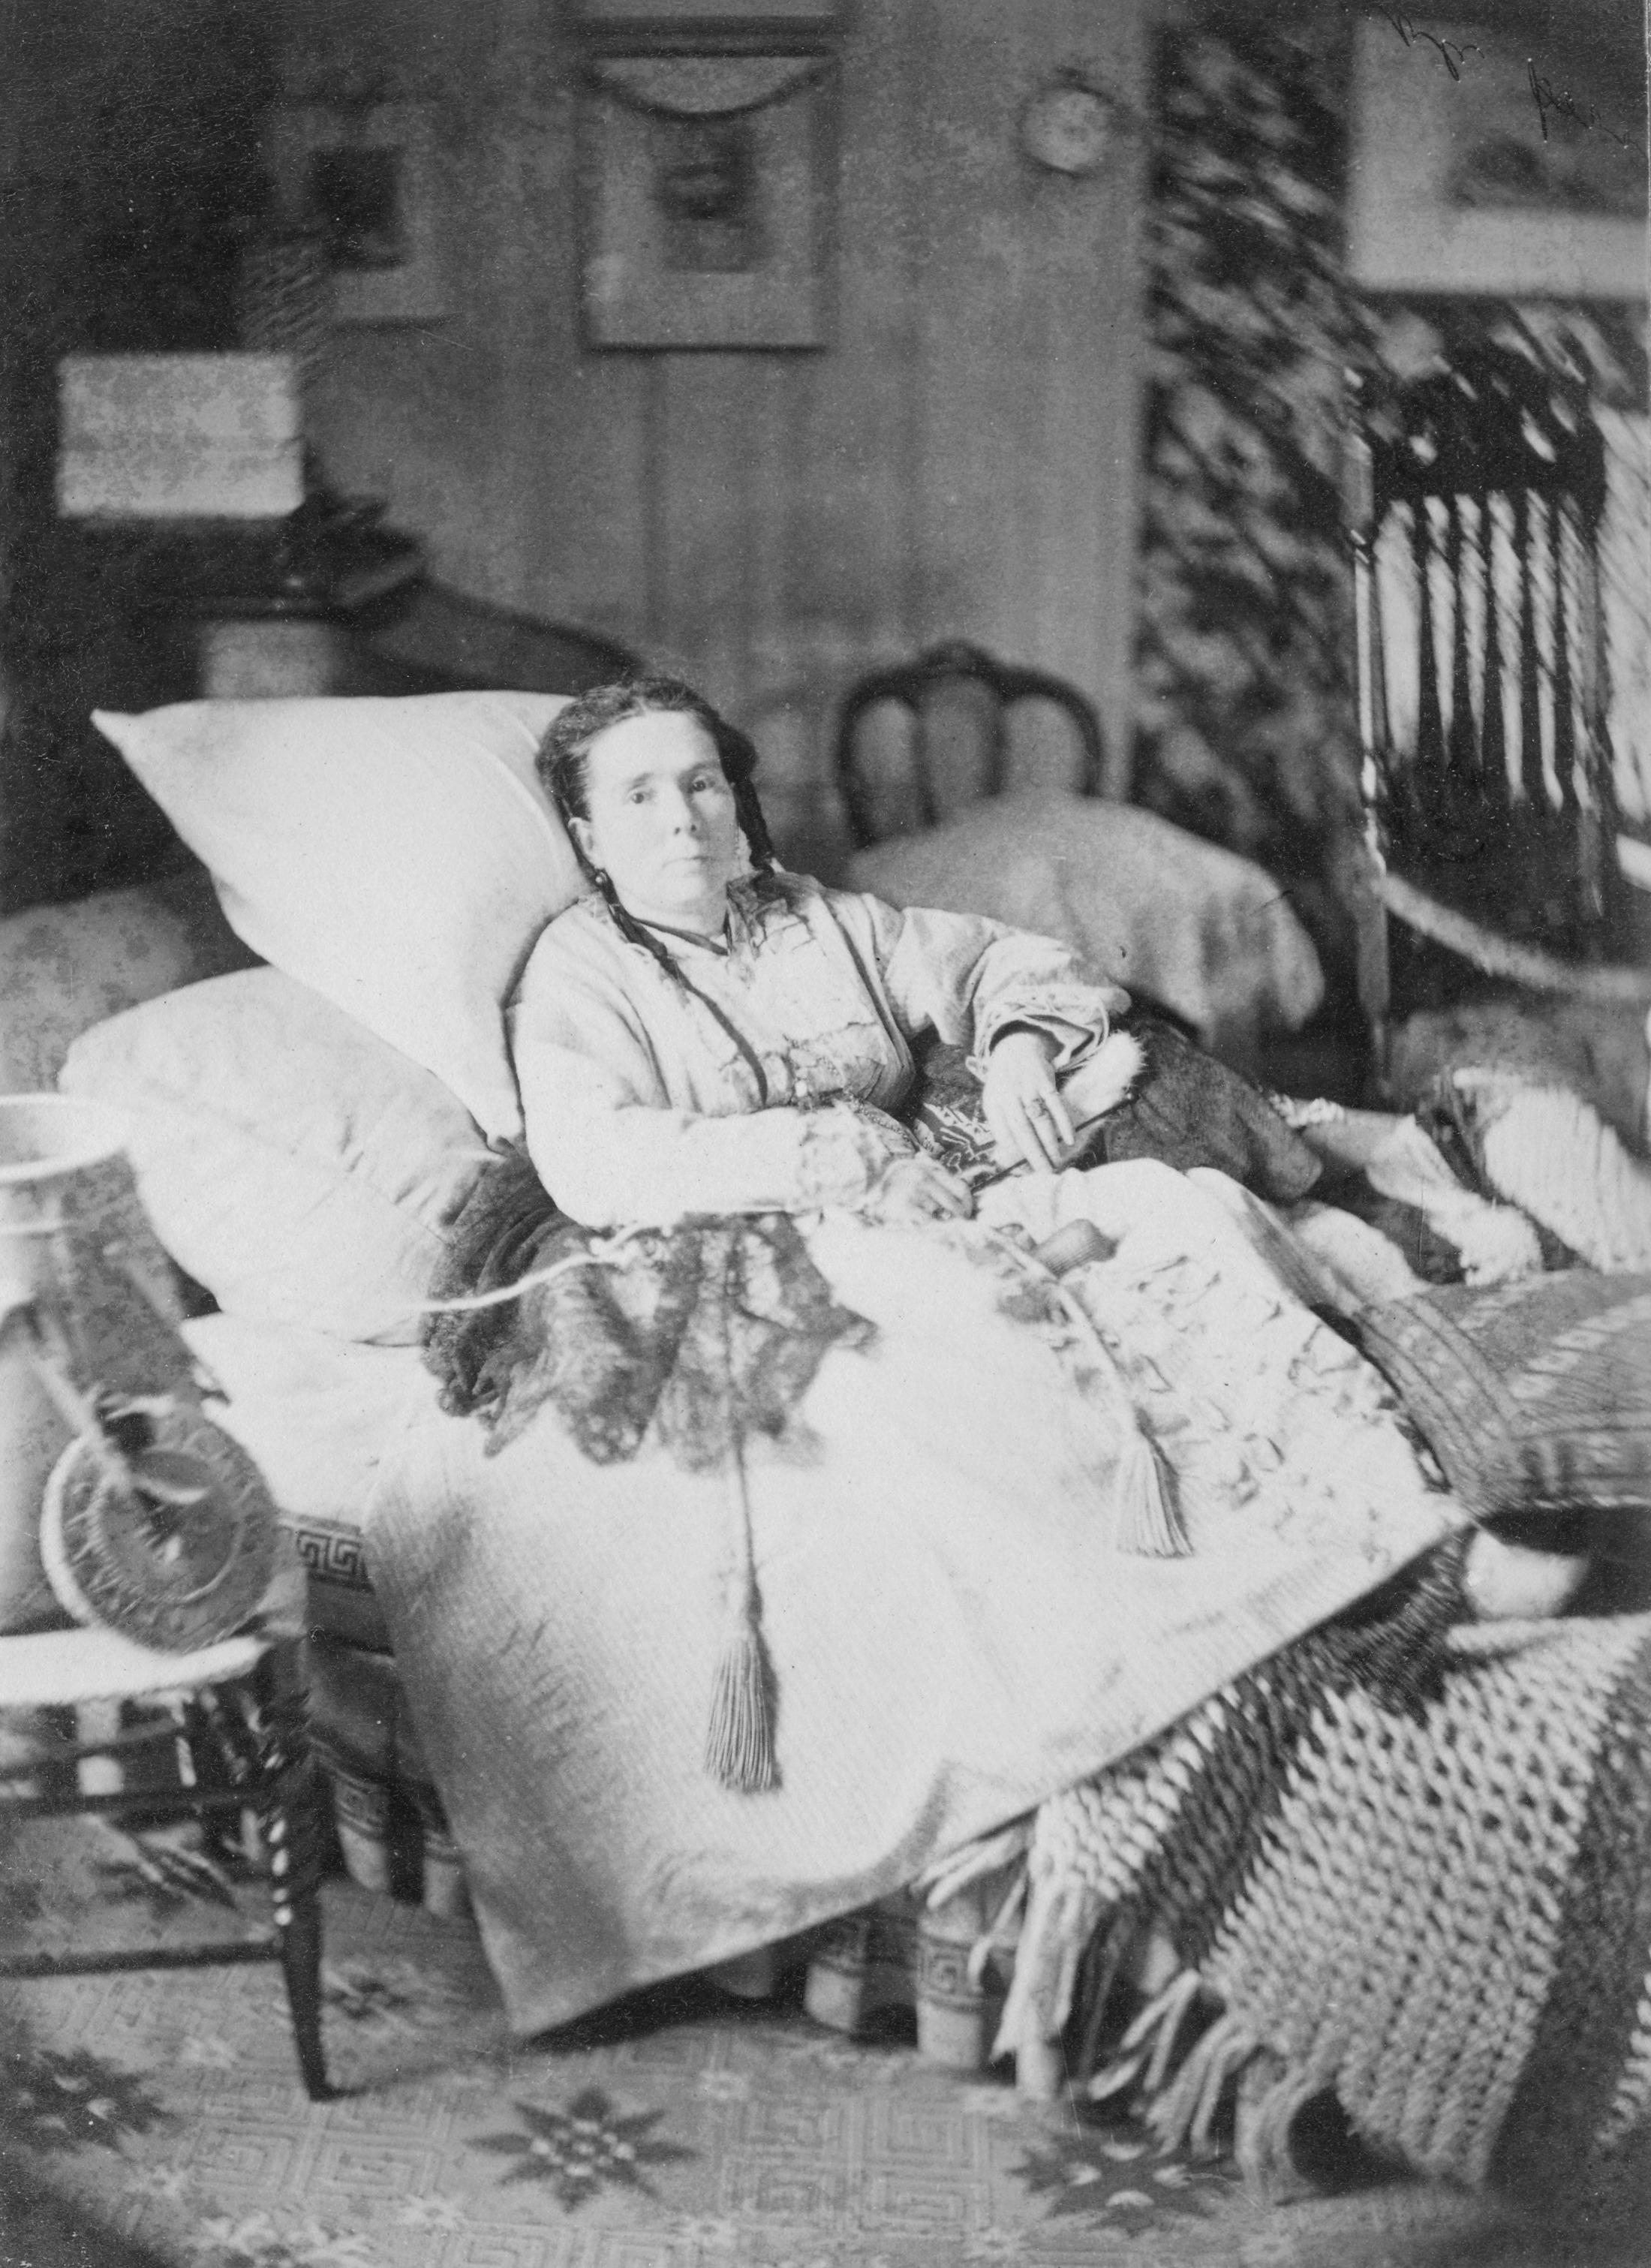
[368, 675, 1461, 2041]
[517, 678, 1134, 1229]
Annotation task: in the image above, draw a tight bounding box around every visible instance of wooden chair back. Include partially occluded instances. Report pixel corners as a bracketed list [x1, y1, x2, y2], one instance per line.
[833, 639, 1109, 850]
[1352, 344, 1641, 1069]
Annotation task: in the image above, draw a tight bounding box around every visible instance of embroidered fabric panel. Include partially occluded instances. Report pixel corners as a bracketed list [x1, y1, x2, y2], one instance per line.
[1355, 1274, 1651, 1520]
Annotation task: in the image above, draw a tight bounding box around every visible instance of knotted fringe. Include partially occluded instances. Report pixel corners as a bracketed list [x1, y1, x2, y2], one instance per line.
[1142, 1999, 1260, 2158]
[915, 1819, 1033, 1914]
[705, 1443, 779, 1794]
[965, 1869, 1029, 1989]
[1113, 1980, 1340, 2203]
[1111, 1427, 1189, 1557]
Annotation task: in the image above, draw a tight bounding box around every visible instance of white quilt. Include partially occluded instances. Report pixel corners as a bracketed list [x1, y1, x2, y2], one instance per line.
[362, 1161, 1455, 2038]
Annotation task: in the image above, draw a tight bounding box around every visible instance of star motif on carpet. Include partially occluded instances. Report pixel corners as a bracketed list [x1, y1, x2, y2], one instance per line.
[1012, 2121, 1232, 2230]
[1, 2040, 169, 2154]
[320, 1956, 472, 2029]
[469, 2086, 693, 2208]
[190, 2211, 376, 2267]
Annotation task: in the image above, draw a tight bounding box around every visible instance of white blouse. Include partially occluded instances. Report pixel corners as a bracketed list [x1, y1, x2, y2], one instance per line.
[509, 873, 1129, 1226]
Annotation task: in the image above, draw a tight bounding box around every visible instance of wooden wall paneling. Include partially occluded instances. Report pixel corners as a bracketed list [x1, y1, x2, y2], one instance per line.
[516, 13, 658, 652]
[794, 1, 922, 668]
[291, 0, 512, 596]
[743, 356, 824, 865]
[314, 297, 510, 602]
[290, 0, 1152, 835]
[745, 356, 801, 699]
[909, 0, 1037, 662]
[903, 0, 1147, 798]
[654, 354, 760, 704]
[454, 0, 543, 606]
[543, 345, 660, 663]
[995, 8, 1058, 687]
[1032, 0, 1147, 795]
[489, 56, 652, 646]
[454, 93, 540, 605]
[755, 0, 924, 864]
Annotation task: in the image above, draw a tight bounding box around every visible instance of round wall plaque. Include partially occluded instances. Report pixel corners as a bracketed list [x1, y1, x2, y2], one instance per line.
[1021, 78, 1113, 177]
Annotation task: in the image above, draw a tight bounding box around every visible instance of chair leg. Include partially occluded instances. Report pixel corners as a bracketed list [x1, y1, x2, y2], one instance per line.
[247, 1650, 334, 2101]
[275, 1888, 332, 2102]
[263, 1764, 333, 2101]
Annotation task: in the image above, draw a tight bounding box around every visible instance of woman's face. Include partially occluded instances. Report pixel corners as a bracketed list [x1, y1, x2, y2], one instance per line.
[571, 709, 745, 933]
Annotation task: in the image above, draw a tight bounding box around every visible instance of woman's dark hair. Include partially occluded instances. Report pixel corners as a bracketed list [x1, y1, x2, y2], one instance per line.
[535, 676, 777, 982]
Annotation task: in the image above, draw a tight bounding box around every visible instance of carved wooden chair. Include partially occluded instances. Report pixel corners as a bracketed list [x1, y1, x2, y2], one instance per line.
[0, 1623, 331, 2099]
[833, 638, 1112, 850]
[1350, 343, 1649, 1089]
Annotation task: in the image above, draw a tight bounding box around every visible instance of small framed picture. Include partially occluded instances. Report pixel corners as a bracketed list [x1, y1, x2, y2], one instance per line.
[266, 102, 447, 325]
[1347, 19, 1646, 299]
[580, 53, 836, 350]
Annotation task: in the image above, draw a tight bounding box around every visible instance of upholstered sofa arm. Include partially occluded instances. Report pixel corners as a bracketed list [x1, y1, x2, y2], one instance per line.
[0, 865, 257, 1093]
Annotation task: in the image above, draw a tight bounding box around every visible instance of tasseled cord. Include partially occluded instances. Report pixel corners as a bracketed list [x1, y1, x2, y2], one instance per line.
[1030, 1218, 1189, 1560]
[705, 1443, 778, 1793]
[1112, 1425, 1187, 1559]
[704, 1244, 779, 1794]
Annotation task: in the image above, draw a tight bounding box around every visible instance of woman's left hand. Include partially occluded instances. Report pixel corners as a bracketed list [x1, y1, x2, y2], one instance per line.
[982, 1030, 1075, 1174]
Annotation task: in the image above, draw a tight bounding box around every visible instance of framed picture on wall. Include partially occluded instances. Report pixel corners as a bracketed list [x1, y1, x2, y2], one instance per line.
[265, 101, 447, 325]
[579, 53, 836, 350]
[1346, 19, 1646, 298]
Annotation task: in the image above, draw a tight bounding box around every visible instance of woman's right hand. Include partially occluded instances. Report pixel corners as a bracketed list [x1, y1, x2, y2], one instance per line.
[862, 1152, 976, 1226]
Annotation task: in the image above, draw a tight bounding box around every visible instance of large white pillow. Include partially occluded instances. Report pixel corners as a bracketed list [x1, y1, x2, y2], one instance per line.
[92, 691, 581, 1141]
[61, 967, 493, 1344]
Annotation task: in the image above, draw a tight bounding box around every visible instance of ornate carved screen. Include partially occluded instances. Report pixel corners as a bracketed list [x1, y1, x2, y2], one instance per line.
[1354, 344, 1627, 1000]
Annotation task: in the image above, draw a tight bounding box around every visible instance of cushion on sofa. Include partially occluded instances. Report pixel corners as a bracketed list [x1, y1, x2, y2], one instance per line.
[0, 866, 255, 1092]
[847, 799, 1325, 1060]
[92, 691, 582, 1141]
[1354, 1272, 1651, 1530]
[62, 967, 493, 1345]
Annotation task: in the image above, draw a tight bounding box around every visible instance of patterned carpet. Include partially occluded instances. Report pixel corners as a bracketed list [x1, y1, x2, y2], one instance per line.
[0, 1818, 1639, 2268]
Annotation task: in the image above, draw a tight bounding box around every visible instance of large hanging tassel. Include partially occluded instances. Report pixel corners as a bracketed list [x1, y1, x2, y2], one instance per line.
[705, 1433, 779, 1794]
[1111, 1424, 1189, 1557]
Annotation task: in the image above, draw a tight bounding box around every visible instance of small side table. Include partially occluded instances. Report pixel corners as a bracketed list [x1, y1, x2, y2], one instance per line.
[40, 510, 427, 701]
[0, 1623, 331, 2101]
[175, 512, 426, 700]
